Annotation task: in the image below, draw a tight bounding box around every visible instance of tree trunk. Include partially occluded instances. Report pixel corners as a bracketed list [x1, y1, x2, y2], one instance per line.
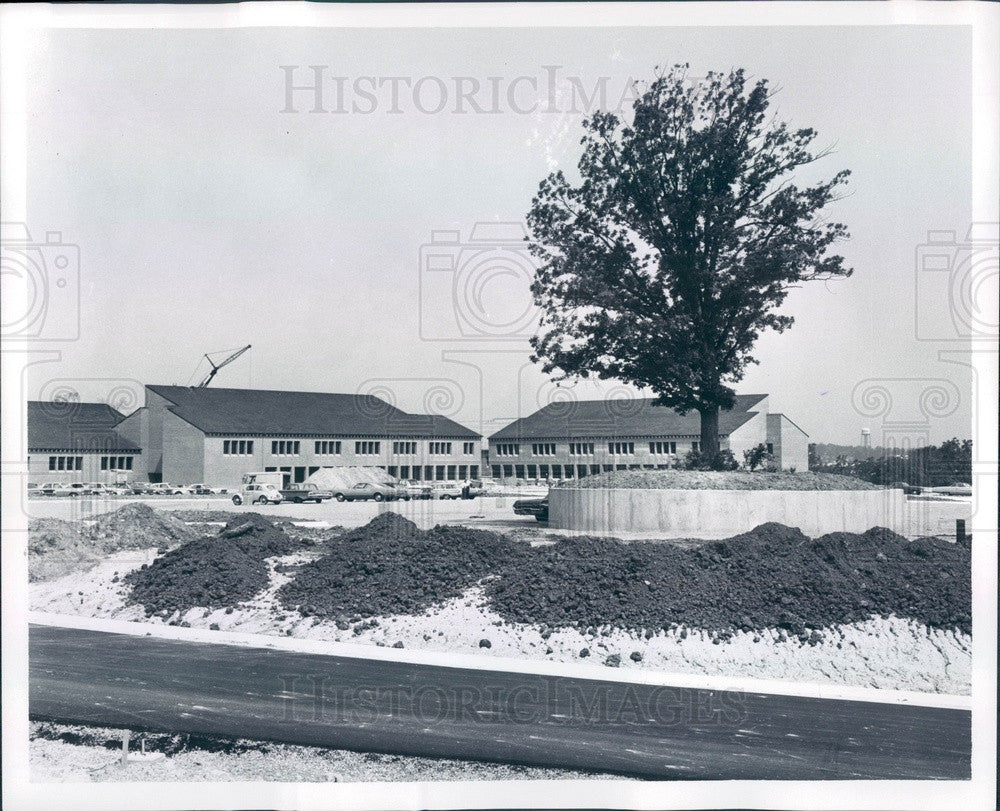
[698, 404, 720, 456]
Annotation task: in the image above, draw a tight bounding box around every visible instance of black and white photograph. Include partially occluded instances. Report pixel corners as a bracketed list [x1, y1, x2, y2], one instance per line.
[1, 3, 997, 809]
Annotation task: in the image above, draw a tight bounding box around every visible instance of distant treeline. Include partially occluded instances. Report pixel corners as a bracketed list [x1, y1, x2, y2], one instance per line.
[808, 438, 972, 487]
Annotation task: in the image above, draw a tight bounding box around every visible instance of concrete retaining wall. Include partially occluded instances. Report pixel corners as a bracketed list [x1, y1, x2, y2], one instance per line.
[549, 487, 932, 539]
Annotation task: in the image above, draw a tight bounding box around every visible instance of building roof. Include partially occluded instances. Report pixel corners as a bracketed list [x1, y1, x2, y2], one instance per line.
[27, 401, 140, 452]
[147, 385, 480, 439]
[489, 394, 768, 441]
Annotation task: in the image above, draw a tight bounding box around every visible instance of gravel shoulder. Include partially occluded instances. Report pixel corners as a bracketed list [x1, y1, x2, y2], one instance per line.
[30, 721, 598, 782]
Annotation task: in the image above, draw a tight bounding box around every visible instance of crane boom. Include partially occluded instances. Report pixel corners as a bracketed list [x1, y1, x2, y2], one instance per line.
[198, 344, 251, 387]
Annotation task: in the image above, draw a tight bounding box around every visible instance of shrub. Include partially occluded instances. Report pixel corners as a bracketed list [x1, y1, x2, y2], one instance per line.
[743, 443, 773, 471]
[685, 449, 739, 471]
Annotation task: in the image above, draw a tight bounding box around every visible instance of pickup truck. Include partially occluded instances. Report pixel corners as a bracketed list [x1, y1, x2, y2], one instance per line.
[280, 483, 334, 503]
[513, 496, 549, 521]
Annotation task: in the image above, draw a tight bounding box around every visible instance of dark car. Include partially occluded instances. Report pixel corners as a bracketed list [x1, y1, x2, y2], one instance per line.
[513, 497, 548, 522]
[280, 483, 334, 503]
[889, 481, 923, 495]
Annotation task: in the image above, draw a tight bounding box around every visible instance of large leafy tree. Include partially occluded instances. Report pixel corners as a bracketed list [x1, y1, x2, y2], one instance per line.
[526, 66, 853, 455]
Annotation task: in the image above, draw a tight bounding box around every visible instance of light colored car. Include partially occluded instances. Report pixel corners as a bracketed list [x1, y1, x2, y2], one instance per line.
[330, 481, 397, 502]
[928, 482, 972, 497]
[189, 483, 227, 495]
[54, 482, 98, 497]
[148, 483, 188, 495]
[232, 481, 283, 505]
[399, 481, 433, 501]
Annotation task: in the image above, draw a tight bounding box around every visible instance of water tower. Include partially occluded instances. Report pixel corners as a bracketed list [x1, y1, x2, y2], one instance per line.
[861, 428, 871, 448]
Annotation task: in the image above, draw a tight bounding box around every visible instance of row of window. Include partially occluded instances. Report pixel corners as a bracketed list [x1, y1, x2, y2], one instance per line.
[387, 464, 480, 481]
[100, 456, 135, 471]
[494, 441, 694, 457]
[48, 455, 83, 471]
[263, 464, 482, 484]
[492, 463, 679, 479]
[222, 438, 477, 457]
[223, 439, 255, 456]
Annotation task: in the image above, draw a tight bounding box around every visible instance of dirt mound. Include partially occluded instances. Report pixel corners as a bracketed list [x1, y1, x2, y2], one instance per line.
[280, 513, 524, 618]
[28, 504, 198, 582]
[125, 535, 270, 617]
[28, 518, 102, 582]
[89, 503, 197, 551]
[125, 514, 296, 616]
[219, 513, 295, 557]
[485, 523, 970, 637]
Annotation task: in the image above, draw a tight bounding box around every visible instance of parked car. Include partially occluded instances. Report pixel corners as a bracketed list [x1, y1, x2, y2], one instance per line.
[86, 482, 127, 497]
[232, 481, 284, 505]
[148, 483, 190, 495]
[399, 481, 433, 501]
[928, 482, 973, 497]
[889, 481, 923, 495]
[189, 483, 227, 495]
[37, 482, 62, 496]
[280, 482, 334, 503]
[513, 496, 549, 521]
[27, 482, 41, 497]
[127, 481, 157, 495]
[432, 480, 482, 500]
[330, 482, 398, 502]
[51, 482, 99, 497]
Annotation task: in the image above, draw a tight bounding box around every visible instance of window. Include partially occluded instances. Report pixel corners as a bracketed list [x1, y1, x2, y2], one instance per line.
[692, 442, 700, 452]
[49, 455, 83, 471]
[648, 441, 677, 455]
[101, 456, 134, 471]
[463, 441, 476, 455]
[470, 465, 479, 479]
[531, 443, 556, 456]
[393, 441, 417, 455]
[569, 442, 594, 456]
[766, 442, 774, 455]
[428, 441, 452, 455]
[271, 440, 300, 456]
[315, 440, 342, 455]
[495, 443, 519, 456]
[223, 439, 253, 456]
[608, 442, 635, 455]
[355, 441, 380, 455]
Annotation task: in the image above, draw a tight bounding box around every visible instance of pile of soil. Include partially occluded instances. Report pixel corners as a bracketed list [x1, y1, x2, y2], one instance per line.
[279, 513, 525, 618]
[28, 504, 198, 582]
[124, 513, 296, 616]
[28, 519, 102, 582]
[485, 523, 970, 637]
[88, 503, 197, 551]
[559, 470, 880, 490]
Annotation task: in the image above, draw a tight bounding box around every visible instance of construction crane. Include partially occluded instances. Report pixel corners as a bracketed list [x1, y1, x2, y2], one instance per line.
[197, 344, 251, 387]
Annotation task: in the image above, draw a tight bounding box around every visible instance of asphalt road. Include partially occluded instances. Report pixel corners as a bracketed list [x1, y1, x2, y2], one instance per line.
[30, 625, 970, 780]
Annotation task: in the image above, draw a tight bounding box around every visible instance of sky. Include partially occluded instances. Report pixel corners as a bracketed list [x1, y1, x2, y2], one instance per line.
[19, 23, 978, 445]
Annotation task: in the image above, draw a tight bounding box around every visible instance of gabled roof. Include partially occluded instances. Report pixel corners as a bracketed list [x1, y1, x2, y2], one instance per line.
[489, 394, 768, 441]
[146, 385, 480, 439]
[27, 401, 140, 452]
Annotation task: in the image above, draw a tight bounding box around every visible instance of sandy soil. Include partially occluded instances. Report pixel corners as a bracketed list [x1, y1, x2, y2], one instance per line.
[29, 722, 595, 782]
[30, 548, 972, 696]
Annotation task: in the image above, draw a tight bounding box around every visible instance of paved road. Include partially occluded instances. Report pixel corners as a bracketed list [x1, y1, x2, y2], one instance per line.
[30, 625, 970, 780]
